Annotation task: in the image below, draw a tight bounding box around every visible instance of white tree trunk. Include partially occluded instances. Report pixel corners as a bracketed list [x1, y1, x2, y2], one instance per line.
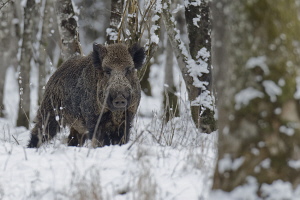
[0, 1, 19, 117]
[106, 0, 124, 44]
[56, 0, 81, 61]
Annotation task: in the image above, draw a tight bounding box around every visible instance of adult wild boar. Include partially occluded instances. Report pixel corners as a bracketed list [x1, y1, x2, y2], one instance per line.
[28, 43, 145, 148]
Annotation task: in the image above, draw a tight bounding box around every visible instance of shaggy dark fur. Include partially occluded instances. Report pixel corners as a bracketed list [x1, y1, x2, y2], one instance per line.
[28, 43, 145, 148]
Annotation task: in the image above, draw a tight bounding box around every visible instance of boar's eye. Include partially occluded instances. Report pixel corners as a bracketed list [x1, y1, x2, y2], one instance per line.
[125, 67, 133, 76]
[103, 68, 112, 76]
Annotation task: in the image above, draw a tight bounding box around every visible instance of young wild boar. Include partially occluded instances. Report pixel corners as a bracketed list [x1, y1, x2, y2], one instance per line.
[28, 43, 145, 148]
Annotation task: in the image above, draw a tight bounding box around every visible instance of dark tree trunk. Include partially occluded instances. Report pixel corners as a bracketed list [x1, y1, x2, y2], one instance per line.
[185, 0, 215, 132]
[163, 40, 179, 122]
[17, 0, 37, 128]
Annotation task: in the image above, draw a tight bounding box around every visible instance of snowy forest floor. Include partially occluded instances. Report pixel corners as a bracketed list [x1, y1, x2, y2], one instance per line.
[0, 66, 218, 200]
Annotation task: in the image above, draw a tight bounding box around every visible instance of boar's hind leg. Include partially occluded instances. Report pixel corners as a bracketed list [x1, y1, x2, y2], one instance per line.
[28, 114, 60, 148]
[68, 128, 86, 147]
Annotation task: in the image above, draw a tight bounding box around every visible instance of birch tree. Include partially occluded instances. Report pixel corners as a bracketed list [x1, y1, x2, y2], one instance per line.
[37, 0, 58, 103]
[211, 0, 300, 198]
[17, 0, 37, 128]
[106, 0, 124, 44]
[163, 40, 179, 121]
[162, 0, 215, 132]
[0, 1, 19, 117]
[56, 0, 81, 61]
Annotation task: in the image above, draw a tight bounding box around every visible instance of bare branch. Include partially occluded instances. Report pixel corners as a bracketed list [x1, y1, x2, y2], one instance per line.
[0, 0, 12, 11]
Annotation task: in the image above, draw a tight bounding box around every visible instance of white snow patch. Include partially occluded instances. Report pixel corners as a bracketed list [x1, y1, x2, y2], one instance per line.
[246, 56, 270, 75]
[152, 15, 160, 21]
[210, 178, 300, 200]
[235, 87, 264, 110]
[261, 180, 294, 200]
[172, 4, 184, 14]
[106, 28, 118, 41]
[193, 15, 201, 28]
[184, 0, 202, 7]
[150, 24, 160, 44]
[197, 47, 210, 61]
[218, 155, 245, 173]
[274, 108, 281, 115]
[191, 90, 214, 111]
[262, 80, 282, 102]
[279, 125, 295, 136]
[260, 158, 271, 169]
[209, 176, 259, 200]
[251, 148, 259, 156]
[288, 160, 300, 169]
[153, 0, 163, 13]
[294, 76, 300, 99]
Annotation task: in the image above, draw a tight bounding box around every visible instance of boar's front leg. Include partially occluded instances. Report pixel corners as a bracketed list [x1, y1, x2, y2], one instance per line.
[85, 113, 109, 147]
[67, 127, 87, 146]
[110, 112, 133, 145]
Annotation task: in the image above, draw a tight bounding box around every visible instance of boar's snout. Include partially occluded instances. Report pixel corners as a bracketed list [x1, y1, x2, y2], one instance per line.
[107, 89, 131, 111]
[113, 94, 127, 108]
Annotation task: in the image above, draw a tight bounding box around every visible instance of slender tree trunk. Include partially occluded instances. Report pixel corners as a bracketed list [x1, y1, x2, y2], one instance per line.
[37, 0, 56, 104]
[17, 0, 37, 128]
[139, 0, 163, 96]
[56, 0, 81, 61]
[163, 40, 179, 122]
[212, 0, 300, 197]
[106, 0, 124, 44]
[0, 1, 20, 118]
[0, 2, 13, 117]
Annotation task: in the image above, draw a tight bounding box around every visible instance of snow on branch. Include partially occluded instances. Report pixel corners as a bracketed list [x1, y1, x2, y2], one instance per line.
[161, 0, 210, 91]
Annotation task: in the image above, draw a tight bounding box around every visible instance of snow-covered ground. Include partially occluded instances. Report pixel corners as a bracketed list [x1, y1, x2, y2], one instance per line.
[0, 65, 218, 199]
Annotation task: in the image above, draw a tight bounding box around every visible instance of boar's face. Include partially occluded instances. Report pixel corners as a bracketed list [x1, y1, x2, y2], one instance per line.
[93, 43, 145, 111]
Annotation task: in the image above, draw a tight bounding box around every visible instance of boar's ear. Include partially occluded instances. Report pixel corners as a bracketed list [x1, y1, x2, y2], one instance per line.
[129, 43, 145, 70]
[93, 43, 107, 69]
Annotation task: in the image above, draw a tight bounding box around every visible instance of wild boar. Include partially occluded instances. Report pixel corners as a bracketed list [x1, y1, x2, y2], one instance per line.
[28, 43, 145, 147]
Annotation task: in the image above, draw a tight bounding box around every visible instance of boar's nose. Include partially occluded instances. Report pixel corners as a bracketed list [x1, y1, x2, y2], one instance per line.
[113, 94, 127, 108]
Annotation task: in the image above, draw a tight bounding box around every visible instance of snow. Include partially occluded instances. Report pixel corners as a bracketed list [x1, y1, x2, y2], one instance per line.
[0, 54, 218, 200]
[288, 159, 300, 169]
[279, 125, 295, 136]
[245, 56, 270, 75]
[218, 154, 245, 174]
[193, 15, 201, 28]
[209, 176, 259, 200]
[191, 90, 214, 112]
[172, 4, 184, 14]
[262, 80, 282, 102]
[260, 180, 297, 200]
[184, 0, 202, 7]
[235, 87, 264, 110]
[260, 158, 271, 169]
[210, 177, 300, 200]
[150, 24, 160, 44]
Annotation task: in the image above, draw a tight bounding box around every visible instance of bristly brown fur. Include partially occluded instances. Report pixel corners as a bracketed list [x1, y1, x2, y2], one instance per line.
[28, 43, 145, 148]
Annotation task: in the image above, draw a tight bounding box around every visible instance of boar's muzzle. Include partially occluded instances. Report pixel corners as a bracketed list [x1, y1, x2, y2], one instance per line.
[107, 89, 131, 111]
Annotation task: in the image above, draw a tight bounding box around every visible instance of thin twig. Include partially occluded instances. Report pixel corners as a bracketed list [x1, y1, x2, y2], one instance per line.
[11, 135, 20, 145]
[0, 0, 12, 10]
[127, 130, 145, 150]
[23, 147, 28, 160]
